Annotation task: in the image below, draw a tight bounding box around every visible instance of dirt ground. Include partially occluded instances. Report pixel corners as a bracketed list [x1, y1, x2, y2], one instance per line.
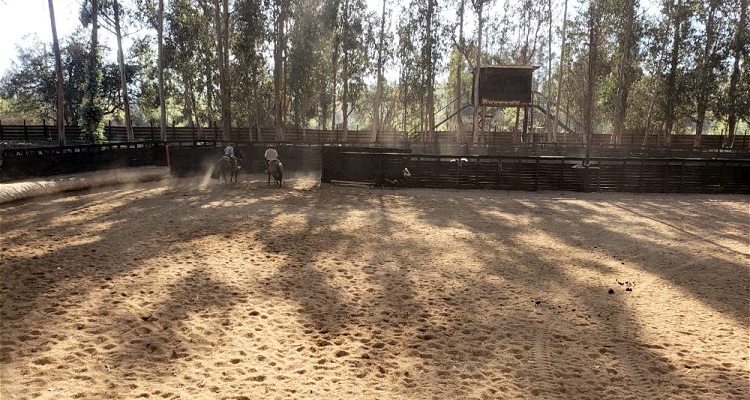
[1, 172, 748, 400]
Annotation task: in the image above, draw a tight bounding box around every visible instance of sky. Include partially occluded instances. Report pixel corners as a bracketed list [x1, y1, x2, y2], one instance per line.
[0, 0, 663, 79]
[0, 0, 82, 75]
[0, 0, 387, 77]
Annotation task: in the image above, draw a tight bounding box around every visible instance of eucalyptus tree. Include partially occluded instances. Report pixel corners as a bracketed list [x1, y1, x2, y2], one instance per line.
[422, 0, 439, 143]
[452, 0, 467, 143]
[213, 0, 232, 140]
[338, 0, 372, 141]
[396, 0, 441, 143]
[471, 0, 494, 145]
[287, 0, 328, 131]
[372, 0, 391, 142]
[661, 0, 690, 145]
[158, 0, 166, 140]
[112, 0, 134, 140]
[689, 0, 732, 147]
[551, 0, 568, 142]
[134, 0, 167, 136]
[79, 0, 105, 142]
[272, 0, 289, 139]
[610, 0, 640, 145]
[80, 0, 138, 140]
[320, 0, 339, 131]
[49, 0, 66, 144]
[505, 0, 549, 65]
[498, 0, 549, 142]
[583, 0, 600, 160]
[725, 0, 748, 145]
[396, 3, 422, 137]
[232, 0, 267, 138]
[167, 0, 207, 128]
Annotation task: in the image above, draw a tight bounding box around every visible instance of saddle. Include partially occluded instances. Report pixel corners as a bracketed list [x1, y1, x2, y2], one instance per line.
[220, 155, 241, 170]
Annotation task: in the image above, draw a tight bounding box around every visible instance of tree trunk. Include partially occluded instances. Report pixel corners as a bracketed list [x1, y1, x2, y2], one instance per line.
[214, 0, 232, 140]
[274, 1, 286, 140]
[472, 2, 483, 145]
[726, 0, 746, 148]
[48, 0, 66, 145]
[664, 0, 683, 148]
[612, 0, 636, 146]
[84, 0, 100, 136]
[426, 0, 435, 143]
[584, 0, 598, 164]
[552, 0, 568, 142]
[694, 0, 719, 149]
[158, 0, 167, 141]
[455, 0, 465, 143]
[341, 0, 350, 142]
[113, 0, 133, 141]
[372, 0, 387, 143]
[331, 52, 338, 132]
[545, 0, 552, 142]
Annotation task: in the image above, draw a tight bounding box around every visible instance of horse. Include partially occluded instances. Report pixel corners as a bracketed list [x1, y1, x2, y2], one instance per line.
[374, 167, 411, 189]
[215, 148, 243, 184]
[267, 159, 283, 187]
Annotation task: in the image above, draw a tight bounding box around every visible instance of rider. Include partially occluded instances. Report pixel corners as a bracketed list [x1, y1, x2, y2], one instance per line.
[223, 142, 240, 171]
[264, 145, 279, 172]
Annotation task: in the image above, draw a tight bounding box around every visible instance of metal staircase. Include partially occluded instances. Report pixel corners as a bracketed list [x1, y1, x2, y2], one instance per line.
[532, 91, 582, 136]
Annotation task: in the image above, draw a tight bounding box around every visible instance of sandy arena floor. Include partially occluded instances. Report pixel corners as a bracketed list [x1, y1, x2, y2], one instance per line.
[1, 172, 748, 399]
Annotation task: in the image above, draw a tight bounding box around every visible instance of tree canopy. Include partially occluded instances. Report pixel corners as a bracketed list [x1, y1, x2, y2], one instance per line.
[1, 0, 747, 143]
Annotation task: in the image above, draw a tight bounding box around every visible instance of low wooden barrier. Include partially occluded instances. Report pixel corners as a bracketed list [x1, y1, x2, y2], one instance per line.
[322, 149, 750, 194]
[3, 141, 749, 194]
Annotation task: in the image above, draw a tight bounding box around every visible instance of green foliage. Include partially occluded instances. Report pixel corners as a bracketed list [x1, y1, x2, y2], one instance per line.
[0, 31, 138, 128]
[2, 0, 745, 139]
[79, 100, 106, 142]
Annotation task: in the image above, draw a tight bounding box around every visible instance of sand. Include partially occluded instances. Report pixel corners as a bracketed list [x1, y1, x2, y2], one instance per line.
[1, 173, 748, 399]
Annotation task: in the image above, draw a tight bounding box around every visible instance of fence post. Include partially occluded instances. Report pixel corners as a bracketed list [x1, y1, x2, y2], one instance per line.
[171, 120, 176, 142]
[150, 119, 155, 141]
[43, 119, 49, 141]
[23, 119, 28, 142]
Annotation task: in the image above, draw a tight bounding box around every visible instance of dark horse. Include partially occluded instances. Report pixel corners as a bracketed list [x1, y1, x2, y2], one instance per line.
[216, 149, 243, 183]
[267, 159, 283, 187]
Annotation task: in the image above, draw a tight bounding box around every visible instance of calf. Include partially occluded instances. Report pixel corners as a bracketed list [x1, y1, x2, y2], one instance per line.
[374, 167, 412, 189]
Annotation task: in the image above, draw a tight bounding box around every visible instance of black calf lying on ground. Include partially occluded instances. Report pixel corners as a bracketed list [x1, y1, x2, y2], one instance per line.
[374, 167, 412, 189]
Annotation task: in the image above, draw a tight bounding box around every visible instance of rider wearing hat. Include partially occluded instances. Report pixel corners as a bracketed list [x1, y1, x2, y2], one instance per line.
[223, 142, 240, 171]
[264, 145, 279, 172]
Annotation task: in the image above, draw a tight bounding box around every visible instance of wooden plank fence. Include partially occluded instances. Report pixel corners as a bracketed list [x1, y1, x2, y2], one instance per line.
[1, 122, 748, 152]
[2, 138, 749, 194]
[322, 149, 750, 194]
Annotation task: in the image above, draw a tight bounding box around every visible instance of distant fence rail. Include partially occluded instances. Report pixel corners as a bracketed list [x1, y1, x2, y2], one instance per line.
[1, 122, 749, 152]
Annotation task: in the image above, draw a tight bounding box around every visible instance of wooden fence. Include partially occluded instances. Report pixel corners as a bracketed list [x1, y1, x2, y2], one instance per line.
[0, 141, 323, 182]
[1, 122, 748, 152]
[322, 148, 750, 194]
[2, 139, 749, 194]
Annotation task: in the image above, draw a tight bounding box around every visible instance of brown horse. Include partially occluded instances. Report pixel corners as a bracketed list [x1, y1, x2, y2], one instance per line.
[267, 159, 283, 187]
[215, 156, 238, 183]
[216, 148, 243, 183]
